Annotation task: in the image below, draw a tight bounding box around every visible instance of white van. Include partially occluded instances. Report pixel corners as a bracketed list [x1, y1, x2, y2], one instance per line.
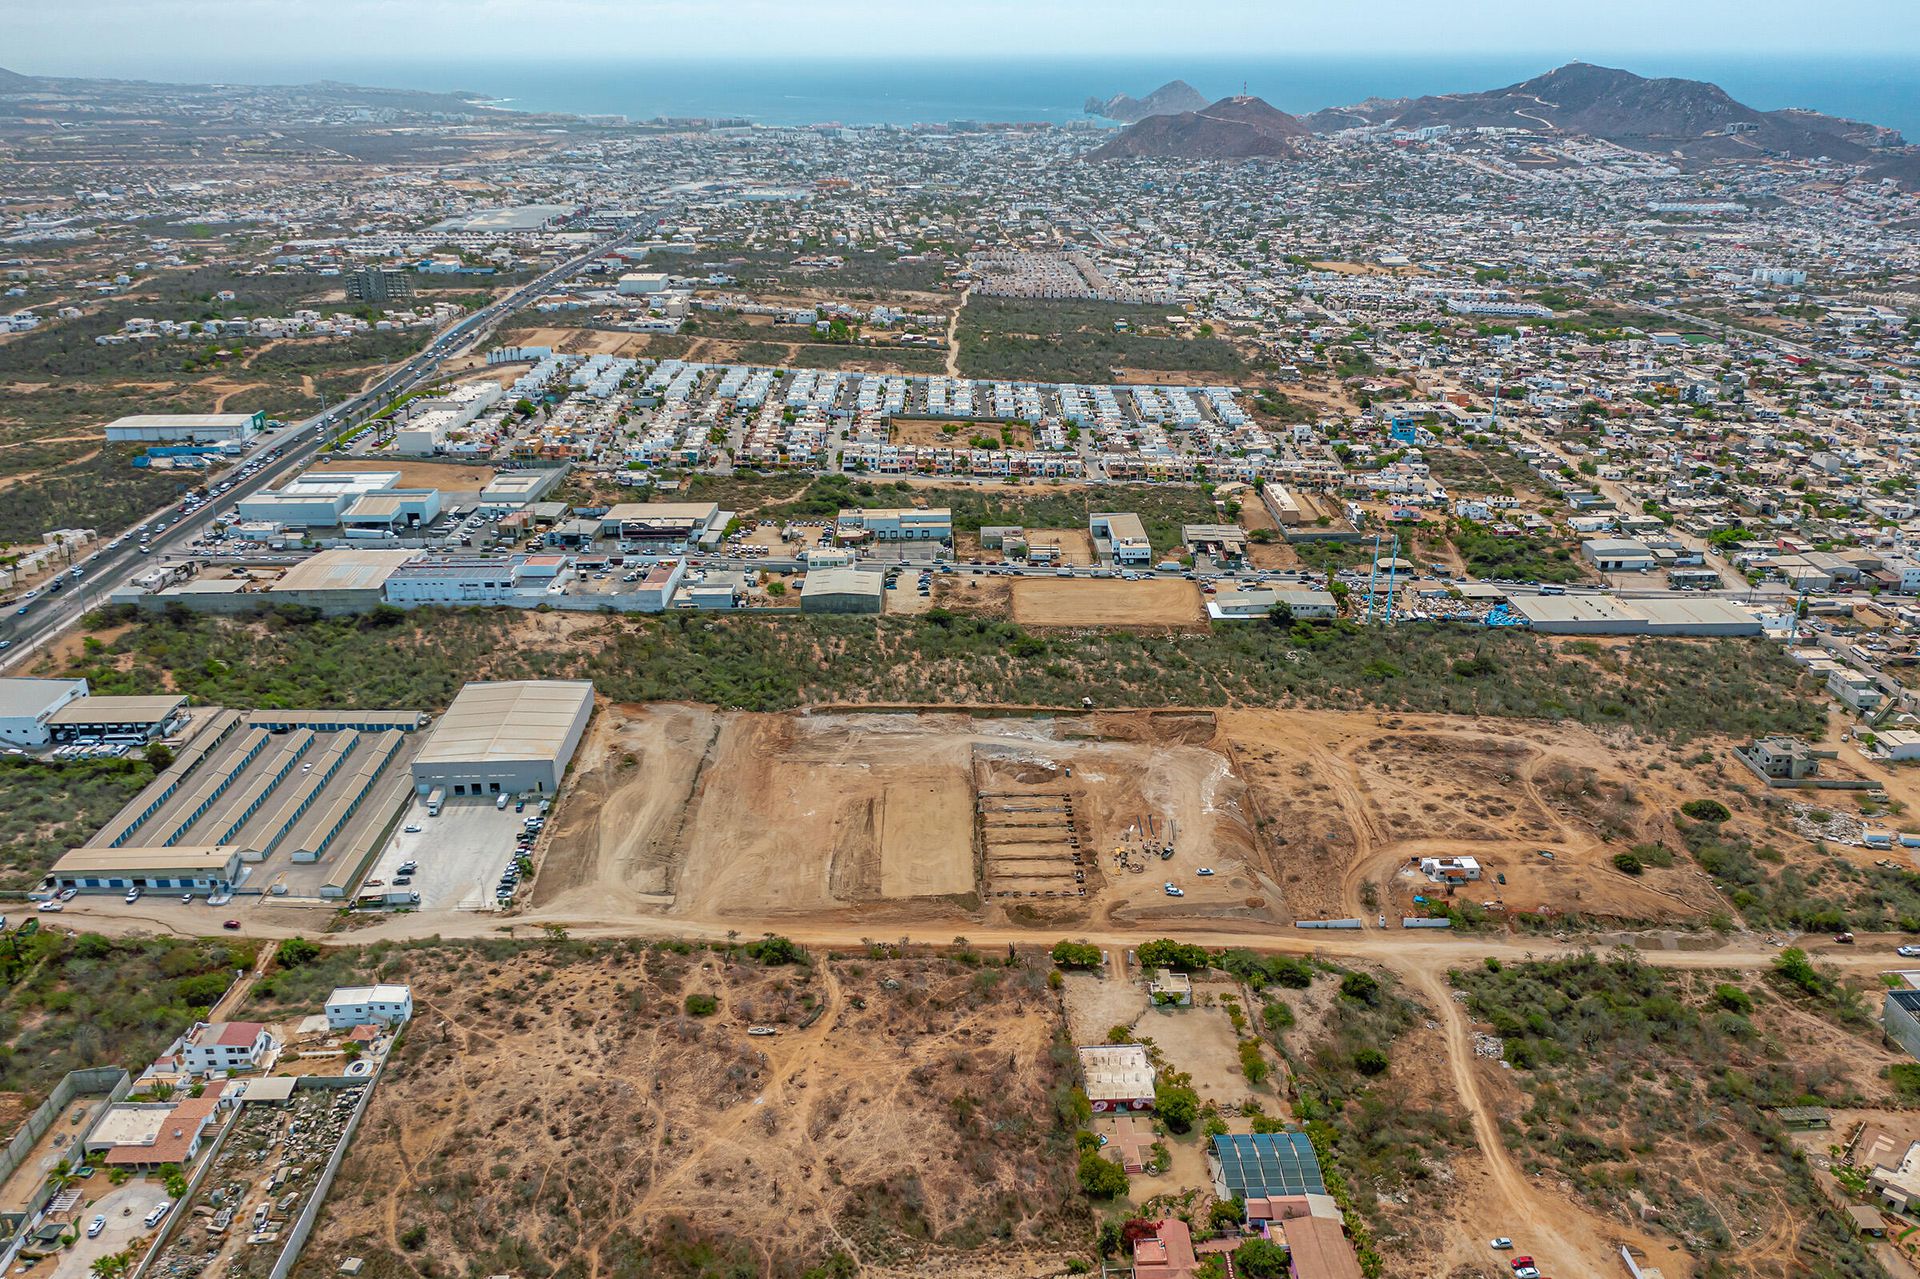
[144, 1201, 172, 1229]
[495, 793, 509, 810]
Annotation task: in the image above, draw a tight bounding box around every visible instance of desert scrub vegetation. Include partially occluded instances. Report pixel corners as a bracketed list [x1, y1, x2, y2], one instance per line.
[0, 931, 256, 1101]
[70, 606, 1821, 745]
[0, 755, 158, 888]
[1267, 963, 1470, 1274]
[1450, 953, 1888, 1279]
[1679, 814, 1920, 932]
[956, 295, 1246, 384]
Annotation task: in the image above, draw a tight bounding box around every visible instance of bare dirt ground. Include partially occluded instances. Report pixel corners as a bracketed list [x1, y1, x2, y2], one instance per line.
[317, 458, 497, 490]
[1009, 578, 1204, 628]
[1222, 709, 1728, 926]
[290, 944, 1083, 1279]
[533, 706, 1279, 935]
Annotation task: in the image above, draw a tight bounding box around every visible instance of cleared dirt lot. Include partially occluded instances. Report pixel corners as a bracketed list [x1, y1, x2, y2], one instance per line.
[290, 942, 1082, 1279]
[1010, 577, 1203, 627]
[534, 706, 1277, 931]
[318, 458, 496, 492]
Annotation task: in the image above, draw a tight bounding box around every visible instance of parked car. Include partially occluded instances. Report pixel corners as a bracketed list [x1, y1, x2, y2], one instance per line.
[223, 919, 241, 930]
[1490, 1238, 1513, 1251]
[87, 1216, 106, 1238]
[37, 900, 62, 912]
[124, 887, 141, 904]
[1510, 1259, 1539, 1279]
[144, 1202, 172, 1229]
[1900, 946, 1920, 958]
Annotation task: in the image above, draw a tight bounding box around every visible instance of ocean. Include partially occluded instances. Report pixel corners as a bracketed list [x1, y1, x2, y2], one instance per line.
[62, 54, 1920, 139]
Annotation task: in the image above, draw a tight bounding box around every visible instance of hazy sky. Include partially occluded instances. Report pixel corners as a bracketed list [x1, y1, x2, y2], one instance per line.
[5, 0, 1917, 73]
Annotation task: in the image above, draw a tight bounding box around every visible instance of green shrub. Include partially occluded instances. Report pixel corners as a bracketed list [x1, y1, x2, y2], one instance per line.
[683, 993, 718, 1016]
[1050, 940, 1102, 969]
[1612, 851, 1644, 876]
[1681, 798, 1732, 823]
[1076, 1150, 1129, 1199]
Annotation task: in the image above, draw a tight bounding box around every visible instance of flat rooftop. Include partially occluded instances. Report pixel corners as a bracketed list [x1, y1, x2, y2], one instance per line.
[47, 695, 187, 726]
[270, 549, 416, 594]
[414, 680, 594, 766]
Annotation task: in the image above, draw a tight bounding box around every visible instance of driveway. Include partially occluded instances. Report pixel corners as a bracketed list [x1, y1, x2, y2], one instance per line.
[46, 1179, 166, 1279]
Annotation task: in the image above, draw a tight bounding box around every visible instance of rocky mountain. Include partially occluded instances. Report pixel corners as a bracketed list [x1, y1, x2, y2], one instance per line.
[1087, 95, 1312, 162]
[1304, 62, 1905, 162]
[0, 66, 42, 91]
[1084, 80, 1209, 123]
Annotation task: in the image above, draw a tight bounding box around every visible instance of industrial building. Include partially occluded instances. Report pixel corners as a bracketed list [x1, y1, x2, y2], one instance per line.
[46, 845, 248, 895]
[1506, 594, 1761, 636]
[46, 706, 427, 899]
[616, 272, 671, 295]
[0, 677, 89, 747]
[834, 507, 951, 543]
[479, 469, 567, 510]
[1090, 512, 1152, 566]
[265, 548, 417, 612]
[383, 554, 567, 605]
[597, 501, 727, 549]
[409, 680, 594, 797]
[103, 411, 264, 444]
[236, 469, 402, 528]
[799, 567, 885, 614]
[46, 694, 188, 744]
[1208, 588, 1337, 621]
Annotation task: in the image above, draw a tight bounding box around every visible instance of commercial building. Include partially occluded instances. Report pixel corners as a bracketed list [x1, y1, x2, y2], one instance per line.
[616, 272, 671, 295]
[0, 677, 89, 747]
[341, 489, 444, 537]
[237, 469, 402, 528]
[479, 469, 567, 510]
[46, 846, 248, 895]
[799, 567, 885, 614]
[1208, 588, 1337, 621]
[1507, 594, 1760, 636]
[46, 694, 188, 744]
[410, 680, 594, 797]
[1090, 512, 1152, 566]
[325, 984, 414, 1029]
[1183, 523, 1248, 566]
[1582, 538, 1658, 572]
[266, 548, 416, 612]
[383, 554, 566, 606]
[835, 507, 951, 543]
[599, 501, 726, 549]
[1078, 1044, 1156, 1113]
[103, 411, 264, 444]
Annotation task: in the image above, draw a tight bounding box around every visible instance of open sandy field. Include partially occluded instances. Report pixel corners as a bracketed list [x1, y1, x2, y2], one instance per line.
[289, 942, 1082, 1279]
[1010, 577, 1203, 627]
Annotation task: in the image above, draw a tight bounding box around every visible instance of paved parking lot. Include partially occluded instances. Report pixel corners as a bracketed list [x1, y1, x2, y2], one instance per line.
[364, 797, 529, 910]
[48, 1180, 167, 1279]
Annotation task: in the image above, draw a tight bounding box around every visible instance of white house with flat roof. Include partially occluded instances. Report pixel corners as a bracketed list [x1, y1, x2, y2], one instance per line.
[326, 984, 413, 1028]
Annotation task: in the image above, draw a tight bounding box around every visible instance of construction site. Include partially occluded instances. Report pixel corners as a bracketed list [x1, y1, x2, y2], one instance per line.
[524, 702, 1777, 937]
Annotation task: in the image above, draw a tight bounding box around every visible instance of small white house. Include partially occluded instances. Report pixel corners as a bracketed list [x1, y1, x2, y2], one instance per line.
[1419, 855, 1482, 882]
[326, 984, 414, 1029]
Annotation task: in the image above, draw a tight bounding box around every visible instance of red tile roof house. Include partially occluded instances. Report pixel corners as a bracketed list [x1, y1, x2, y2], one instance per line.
[181, 1021, 275, 1075]
[1130, 1219, 1238, 1279]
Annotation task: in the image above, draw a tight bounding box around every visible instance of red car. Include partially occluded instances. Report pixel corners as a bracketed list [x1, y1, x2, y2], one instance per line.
[222, 920, 241, 930]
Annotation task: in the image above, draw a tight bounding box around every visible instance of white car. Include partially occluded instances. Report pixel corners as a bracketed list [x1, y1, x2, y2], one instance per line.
[36, 900, 63, 912]
[87, 1215, 106, 1238]
[1898, 946, 1920, 958]
[403, 824, 421, 834]
[143, 1201, 172, 1229]
[1196, 867, 1215, 876]
[1163, 883, 1184, 897]
[1490, 1238, 1513, 1251]
[124, 887, 141, 903]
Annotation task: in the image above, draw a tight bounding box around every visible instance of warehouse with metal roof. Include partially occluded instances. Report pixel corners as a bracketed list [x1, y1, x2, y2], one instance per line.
[410, 680, 594, 796]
